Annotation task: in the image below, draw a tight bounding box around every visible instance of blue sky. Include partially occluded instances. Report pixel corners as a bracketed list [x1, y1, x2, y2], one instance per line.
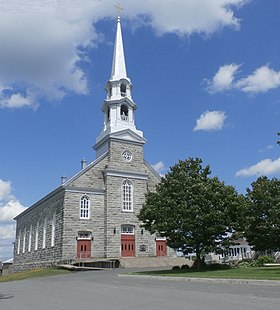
[1, 0, 280, 259]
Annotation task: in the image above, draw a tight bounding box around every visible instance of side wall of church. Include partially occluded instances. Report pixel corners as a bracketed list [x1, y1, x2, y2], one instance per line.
[13, 190, 65, 272]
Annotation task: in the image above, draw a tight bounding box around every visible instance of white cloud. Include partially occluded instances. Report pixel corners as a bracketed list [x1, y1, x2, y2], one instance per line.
[258, 144, 274, 153]
[152, 161, 166, 175]
[0, 179, 26, 259]
[236, 157, 280, 177]
[0, 0, 248, 108]
[126, 0, 247, 36]
[194, 110, 227, 131]
[206, 64, 280, 94]
[0, 179, 12, 201]
[236, 65, 280, 93]
[205, 63, 240, 93]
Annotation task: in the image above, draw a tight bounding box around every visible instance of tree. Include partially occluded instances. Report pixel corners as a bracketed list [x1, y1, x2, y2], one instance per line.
[245, 176, 280, 252]
[138, 158, 244, 269]
[278, 132, 280, 145]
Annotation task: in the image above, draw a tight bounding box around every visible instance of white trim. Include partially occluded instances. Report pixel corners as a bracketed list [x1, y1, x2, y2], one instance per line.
[122, 179, 133, 212]
[28, 224, 32, 252]
[35, 221, 39, 251]
[65, 188, 104, 195]
[51, 214, 56, 247]
[80, 195, 91, 219]
[105, 169, 148, 180]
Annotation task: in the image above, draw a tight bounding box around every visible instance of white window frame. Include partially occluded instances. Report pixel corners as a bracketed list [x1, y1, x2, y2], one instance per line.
[42, 218, 47, 249]
[17, 231, 21, 254]
[22, 228, 26, 254]
[28, 224, 32, 252]
[51, 213, 56, 247]
[35, 221, 39, 251]
[122, 179, 133, 212]
[80, 195, 90, 219]
[121, 225, 134, 235]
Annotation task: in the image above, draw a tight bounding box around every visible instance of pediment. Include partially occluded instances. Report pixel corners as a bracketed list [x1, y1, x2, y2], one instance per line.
[110, 129, 147, 144]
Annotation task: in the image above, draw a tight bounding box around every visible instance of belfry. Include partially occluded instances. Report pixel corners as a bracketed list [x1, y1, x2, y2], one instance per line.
[13, 14, 174, 271]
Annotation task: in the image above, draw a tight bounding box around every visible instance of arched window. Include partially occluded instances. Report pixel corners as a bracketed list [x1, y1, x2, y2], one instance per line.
[120, 83, 126, 97]
[51, 213, 56, 247]
[22, 228, 26, 253]
[80, 195, 90, 219]
[28, 224, 32, 252]
[122, 180, 133, 211]
[17, 231, 21, 254]
[121, 104, 128, 121]
[42, 218, 47, 249]
[35, 221, 39, 251]
[107, 107, 110, 121]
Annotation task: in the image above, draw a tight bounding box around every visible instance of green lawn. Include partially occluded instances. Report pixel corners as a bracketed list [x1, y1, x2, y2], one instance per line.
[134, 267, 280, 280]
[0, 268, 72, 282]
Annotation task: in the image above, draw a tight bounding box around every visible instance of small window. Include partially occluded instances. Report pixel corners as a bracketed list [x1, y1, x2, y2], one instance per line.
[78, 231, 92, 239]
[107, 107, 110, 121]
[121, 225, 134, 234]
[122, 180, 133, 211]
[80, 195, 90, 219]
[121, 104, 128, 121]
[120, 84, 126, 97]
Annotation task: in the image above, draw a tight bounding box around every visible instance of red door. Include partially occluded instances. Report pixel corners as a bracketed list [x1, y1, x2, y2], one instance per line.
[156, 240, 167, 256]
[121, 235, 135, 257]
[77, 239, 91, 258]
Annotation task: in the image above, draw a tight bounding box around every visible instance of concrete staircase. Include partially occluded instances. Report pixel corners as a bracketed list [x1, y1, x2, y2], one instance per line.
[119, 257, 192, 268]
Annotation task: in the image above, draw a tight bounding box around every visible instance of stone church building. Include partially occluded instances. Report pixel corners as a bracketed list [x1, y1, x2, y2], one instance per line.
[13, 16, 174, 271]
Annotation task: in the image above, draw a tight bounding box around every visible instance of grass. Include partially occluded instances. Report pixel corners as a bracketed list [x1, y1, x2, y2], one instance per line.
[134, 267, 280, 281]
[0, 268, 72, 282]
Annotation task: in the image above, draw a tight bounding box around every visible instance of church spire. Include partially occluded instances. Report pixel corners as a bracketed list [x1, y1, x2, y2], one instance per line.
[110, 11, 127, 80]
[93, 12, 146, 158]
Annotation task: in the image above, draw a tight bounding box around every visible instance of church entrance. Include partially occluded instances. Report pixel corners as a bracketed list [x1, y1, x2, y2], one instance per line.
[121, 225, 135, 257]
[156, 239, 167, 256]
[77, 231, 92, 259]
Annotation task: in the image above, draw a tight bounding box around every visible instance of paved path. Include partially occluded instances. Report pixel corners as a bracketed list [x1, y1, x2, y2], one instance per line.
[0, 268, 279, 310]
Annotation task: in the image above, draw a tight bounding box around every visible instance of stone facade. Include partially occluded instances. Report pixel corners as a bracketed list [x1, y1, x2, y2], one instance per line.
[13, 140, 174, 272]
[13, 16, 175, 272]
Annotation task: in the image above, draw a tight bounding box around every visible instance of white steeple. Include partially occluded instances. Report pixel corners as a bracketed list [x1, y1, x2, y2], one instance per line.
[94, 15, 146, 158]
[110, 16, 127, 81]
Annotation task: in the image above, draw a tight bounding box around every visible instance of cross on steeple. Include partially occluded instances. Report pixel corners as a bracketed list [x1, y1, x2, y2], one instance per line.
[114, 2, 123, 18]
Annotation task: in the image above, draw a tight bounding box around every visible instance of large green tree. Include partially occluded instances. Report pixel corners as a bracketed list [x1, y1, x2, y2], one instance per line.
[138, 158, 244, 268]
[245, 176, 280, 252]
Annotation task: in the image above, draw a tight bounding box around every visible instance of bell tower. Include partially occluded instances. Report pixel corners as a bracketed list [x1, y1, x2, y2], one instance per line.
[94, 14, 146, 158]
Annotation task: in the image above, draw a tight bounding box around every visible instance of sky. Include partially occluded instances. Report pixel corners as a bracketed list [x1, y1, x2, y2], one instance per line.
[1, 0, 280, 259]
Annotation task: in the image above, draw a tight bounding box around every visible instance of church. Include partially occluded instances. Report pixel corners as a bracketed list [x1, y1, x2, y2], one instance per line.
[13, 15, 174, 271]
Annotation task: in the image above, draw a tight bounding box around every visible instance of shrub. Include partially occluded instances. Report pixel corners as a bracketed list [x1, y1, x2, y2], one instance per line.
[254, 256, 274, 267]
[206, 263, 230, 270]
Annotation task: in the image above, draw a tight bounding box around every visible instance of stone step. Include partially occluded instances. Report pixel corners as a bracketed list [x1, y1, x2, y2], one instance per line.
[119, 257, 192, 268]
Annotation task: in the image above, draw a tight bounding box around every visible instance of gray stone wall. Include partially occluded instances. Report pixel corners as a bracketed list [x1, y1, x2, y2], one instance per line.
[13, 190, 65, 272]
[13, 138, 174, 272]
[62, 190, 105, 260]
